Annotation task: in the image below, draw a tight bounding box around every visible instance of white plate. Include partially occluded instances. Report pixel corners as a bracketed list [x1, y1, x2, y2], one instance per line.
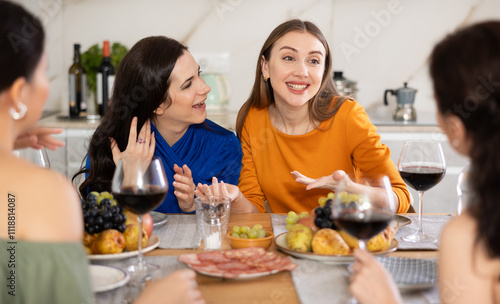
[88, 234, 160, 261]
[194, 268, 280, 279]
[392, 215, 412, 229]
[150, 211, 168, 227]
[89, 264, 130, 293]
[376, 257, 437, 291]
[274, 232, 398, 264]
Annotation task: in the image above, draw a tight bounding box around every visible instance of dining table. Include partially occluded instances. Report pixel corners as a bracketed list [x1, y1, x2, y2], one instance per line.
[94, 212, 451, 304]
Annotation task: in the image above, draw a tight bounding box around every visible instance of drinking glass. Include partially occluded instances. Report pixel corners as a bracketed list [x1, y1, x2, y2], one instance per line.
[398, 141, 446, 242]
[14, 147, 50, 168]
[112, 157, 167, 274]
[332, 175, 396, 303]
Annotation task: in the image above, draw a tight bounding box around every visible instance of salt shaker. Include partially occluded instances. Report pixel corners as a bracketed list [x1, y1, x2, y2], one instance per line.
[203, 217, 222, 251]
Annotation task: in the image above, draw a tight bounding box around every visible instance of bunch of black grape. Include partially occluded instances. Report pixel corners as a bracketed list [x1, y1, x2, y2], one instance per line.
[82, 191, 127, 235]
[313, 199, 338, 230]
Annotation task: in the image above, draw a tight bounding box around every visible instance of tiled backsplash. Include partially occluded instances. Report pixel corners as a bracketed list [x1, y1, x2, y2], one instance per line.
[18, 0, 500, 119]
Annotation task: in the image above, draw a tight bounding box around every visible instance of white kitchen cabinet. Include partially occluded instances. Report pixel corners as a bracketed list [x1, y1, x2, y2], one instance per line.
[380, 131, 469, 214]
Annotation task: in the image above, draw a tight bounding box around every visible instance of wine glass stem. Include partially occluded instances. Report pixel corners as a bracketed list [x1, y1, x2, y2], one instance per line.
[358, 239, 367, 251]
[137, 214, 144, 270]
[417, 191, 424, 234]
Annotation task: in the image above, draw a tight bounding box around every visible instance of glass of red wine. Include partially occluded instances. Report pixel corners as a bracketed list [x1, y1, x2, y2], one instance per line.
[398, 141, 446, 243]
[332, 175, 396, 303]
[112, 157, 168, 274]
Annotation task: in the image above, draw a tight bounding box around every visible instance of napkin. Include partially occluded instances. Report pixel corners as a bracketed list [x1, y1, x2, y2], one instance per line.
[290, 258, 440, 304]
[395, 214, 454, 250]
[153, 214, 202, 249]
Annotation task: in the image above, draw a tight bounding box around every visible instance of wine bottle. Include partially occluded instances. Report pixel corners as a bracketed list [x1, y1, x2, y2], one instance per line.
[97, 40, 115, 116]
[68, 44, 87, 117]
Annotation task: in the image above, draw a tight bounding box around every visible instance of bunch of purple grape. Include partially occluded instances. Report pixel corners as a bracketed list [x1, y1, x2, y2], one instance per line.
[313, 199, 338, 230]
[81, 191, 127, 235]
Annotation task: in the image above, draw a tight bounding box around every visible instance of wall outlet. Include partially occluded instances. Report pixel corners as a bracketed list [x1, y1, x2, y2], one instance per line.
[191, 52, 230, 74]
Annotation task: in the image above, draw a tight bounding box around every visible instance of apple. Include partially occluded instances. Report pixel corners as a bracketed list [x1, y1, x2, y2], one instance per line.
[123, 223, 148, 251]
[90, 229, 125, 254]
[143, 213, 154, 238]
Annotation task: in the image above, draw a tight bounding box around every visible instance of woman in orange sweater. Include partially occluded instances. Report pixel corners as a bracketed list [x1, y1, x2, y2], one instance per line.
[229, 19, 410, 214]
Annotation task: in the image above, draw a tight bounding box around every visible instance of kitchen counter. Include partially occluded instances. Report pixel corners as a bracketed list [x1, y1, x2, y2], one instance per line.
[39, 110, 441, 133]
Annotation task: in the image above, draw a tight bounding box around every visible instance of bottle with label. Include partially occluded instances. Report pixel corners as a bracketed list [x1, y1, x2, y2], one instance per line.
[68, 44, 87, 117]
[97, 40, 115, 116]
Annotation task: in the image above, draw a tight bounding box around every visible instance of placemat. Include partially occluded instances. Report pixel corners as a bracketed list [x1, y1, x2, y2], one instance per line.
[271, 214, 287, 236]
[153, 214, 202, 249]
[290, 258, 440, 304]
[95, 256, 186, 303]
[395, 214, 454, 251]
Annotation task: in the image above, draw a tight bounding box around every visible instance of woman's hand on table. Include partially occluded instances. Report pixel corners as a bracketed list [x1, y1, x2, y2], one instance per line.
[14, 127, 65, 150]
[173, 164, 196, 212]
[291, 170, 352, 191]
[135, 269, 205, 304]
[110, 117, 155, 186]
[349, 248, 402, 304]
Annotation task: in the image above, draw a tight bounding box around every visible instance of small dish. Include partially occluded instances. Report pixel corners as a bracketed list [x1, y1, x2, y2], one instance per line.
[89, 264, 129, 293]
[274, 232, 398, 264]
[376, 257, 437, 291]
[88, 234, 160, 261]
[226, 231, 274, 250]
[149, 211, 168, 227]
[392, 215, 412, 229]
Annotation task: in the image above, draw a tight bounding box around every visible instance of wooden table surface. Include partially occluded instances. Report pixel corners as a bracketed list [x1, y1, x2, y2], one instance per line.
[145, 213, 440, 304]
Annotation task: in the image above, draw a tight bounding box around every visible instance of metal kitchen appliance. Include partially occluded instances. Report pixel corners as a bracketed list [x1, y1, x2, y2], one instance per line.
[333, 71, 358, 99]
[384, 82, 417, 122]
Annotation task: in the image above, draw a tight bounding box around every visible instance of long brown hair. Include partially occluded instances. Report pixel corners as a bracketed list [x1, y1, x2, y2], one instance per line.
[430, 21, 500, 258]
[73, 36, 187, 195]
[235, 19, 348, 138]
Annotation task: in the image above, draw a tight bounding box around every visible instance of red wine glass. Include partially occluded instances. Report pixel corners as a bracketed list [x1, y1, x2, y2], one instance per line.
[398, 141, 446, 243]
[332, 175, 396, 303]
[112, 157, 167, 274]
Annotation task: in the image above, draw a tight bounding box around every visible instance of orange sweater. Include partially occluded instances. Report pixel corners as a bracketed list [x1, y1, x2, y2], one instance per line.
[238, 99, 410, 214]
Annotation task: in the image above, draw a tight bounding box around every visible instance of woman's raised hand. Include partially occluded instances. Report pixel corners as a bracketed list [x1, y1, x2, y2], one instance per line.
[194, 177, 239, 201]
[110, 117, 155, 186]
[291, 170, 352, 191]
[173, 164, 196, 212]
[14, 127, 65, 150]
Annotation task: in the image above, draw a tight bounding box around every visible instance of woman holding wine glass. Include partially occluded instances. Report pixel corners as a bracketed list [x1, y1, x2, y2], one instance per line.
[349, 21, 500, 304]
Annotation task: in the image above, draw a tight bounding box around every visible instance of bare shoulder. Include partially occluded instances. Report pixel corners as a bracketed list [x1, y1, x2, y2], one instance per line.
[13, 160, 83, 242]
[439, 212, 500, 304]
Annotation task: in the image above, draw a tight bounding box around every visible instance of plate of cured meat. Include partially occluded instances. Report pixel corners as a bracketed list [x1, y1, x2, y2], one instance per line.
[178, 247, 297, 279]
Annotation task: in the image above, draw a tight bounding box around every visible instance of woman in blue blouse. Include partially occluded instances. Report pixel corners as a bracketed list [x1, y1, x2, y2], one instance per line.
[74, 36, 242, 213]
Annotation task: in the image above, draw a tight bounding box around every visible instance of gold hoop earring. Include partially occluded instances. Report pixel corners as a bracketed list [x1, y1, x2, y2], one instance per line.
[9, 101, 27, 120]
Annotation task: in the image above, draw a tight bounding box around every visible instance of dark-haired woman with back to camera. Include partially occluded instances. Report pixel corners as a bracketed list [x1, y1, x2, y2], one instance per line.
[73, 35, 247, 214]
[0, 1, 204, 303]
[349, 21, 500, 304]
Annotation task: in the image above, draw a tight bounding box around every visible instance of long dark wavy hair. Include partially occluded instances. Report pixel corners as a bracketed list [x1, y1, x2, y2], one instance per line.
[0, 0, 45, 92]
[235, 19, 349, 139]
[73, 36, 187, 196]
[430, 21, 500, 258]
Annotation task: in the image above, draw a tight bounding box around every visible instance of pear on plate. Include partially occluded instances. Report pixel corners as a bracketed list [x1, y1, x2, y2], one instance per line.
[90, 229, 125, 254]
[123, 223, 148, 251]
